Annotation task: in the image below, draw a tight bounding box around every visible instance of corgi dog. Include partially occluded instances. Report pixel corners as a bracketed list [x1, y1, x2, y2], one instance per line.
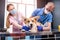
[22, 16, 42, 32]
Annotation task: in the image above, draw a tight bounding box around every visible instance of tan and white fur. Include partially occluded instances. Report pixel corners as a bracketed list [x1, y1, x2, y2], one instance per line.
[23, 16, 42, 32]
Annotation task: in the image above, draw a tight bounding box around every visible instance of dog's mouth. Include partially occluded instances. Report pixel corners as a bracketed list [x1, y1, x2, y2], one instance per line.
[29, 24, 33, 29]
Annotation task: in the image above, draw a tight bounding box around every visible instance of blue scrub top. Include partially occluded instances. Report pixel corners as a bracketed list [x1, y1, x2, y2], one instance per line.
[32, 8, 52, 24]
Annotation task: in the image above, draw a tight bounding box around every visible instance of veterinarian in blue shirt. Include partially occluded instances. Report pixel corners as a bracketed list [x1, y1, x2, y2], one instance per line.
[30, 2, 55, 39]
[24, 2, 55, 40]
[32, 2, 55, 31]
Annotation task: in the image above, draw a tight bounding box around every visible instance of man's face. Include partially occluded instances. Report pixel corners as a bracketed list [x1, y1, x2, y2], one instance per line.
[45, 5, 55, 12]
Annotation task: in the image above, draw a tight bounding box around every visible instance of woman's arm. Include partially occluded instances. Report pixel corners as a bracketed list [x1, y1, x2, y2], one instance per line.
[9, 16, 22, 29]
[12, 22, 22, 29]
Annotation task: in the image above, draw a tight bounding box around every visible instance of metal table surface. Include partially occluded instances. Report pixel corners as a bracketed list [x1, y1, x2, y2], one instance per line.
[0, 29, 60, 40]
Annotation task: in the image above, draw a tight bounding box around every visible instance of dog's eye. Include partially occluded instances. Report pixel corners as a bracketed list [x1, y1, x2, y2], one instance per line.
[32, 20, 34, 22]
[35, 18, 37, 20]
[28, 21, 30, 22]
[24, 19, 26, 21]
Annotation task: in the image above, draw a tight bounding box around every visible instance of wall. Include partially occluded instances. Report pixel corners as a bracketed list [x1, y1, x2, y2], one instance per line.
[53, 0, 60, 29]
[0, 0, 5, 28]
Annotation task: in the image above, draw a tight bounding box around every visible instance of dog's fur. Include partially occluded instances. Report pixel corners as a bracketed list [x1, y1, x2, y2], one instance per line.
[23, 16, 42, 32]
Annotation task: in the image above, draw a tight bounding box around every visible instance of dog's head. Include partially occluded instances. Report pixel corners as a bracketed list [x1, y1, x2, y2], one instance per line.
[23, 16, 40, 28]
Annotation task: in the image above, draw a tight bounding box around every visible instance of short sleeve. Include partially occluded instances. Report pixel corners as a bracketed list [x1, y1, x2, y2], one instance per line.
[47, 14, 52, 23]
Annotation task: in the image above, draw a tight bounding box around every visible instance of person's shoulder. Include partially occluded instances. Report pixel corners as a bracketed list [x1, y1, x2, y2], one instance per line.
[48, 12, 52, 17]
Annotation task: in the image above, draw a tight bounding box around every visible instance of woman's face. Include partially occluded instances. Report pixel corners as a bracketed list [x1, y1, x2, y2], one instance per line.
[8, 5, 17, 16]
[8, 5, 14, 12]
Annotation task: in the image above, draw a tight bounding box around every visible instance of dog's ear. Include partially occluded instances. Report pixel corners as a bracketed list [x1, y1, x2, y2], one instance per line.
[34, 16, 40, 20]
[22, 16, 27, 21]
[23, 18, 27, 24]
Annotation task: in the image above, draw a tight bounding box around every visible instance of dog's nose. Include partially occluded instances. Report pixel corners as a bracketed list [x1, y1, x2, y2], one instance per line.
[29, 24, 33, 29]
[30, 24, 33, 27]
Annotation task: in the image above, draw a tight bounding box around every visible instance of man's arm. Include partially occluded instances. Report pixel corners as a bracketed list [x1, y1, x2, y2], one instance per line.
[37, 22, 51, 31]
[43, 22, 51, 31]
[37, 14, 52, 31]
[43, 14, 52, 31]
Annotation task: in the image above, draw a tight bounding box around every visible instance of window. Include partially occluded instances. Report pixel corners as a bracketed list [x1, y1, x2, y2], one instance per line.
[6, 0, 37, 17]
[26, 5, 35, 17]
[22, 0, 34, 4]
[8, 0, 21, 3]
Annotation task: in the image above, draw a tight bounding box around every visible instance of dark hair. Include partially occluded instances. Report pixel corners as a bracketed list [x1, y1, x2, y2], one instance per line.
[7, 4, 13, 11]
[6, 13, 13, 28]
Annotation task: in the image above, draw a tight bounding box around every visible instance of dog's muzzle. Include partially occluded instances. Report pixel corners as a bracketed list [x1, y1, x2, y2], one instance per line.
[29, 24, 33, 29]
